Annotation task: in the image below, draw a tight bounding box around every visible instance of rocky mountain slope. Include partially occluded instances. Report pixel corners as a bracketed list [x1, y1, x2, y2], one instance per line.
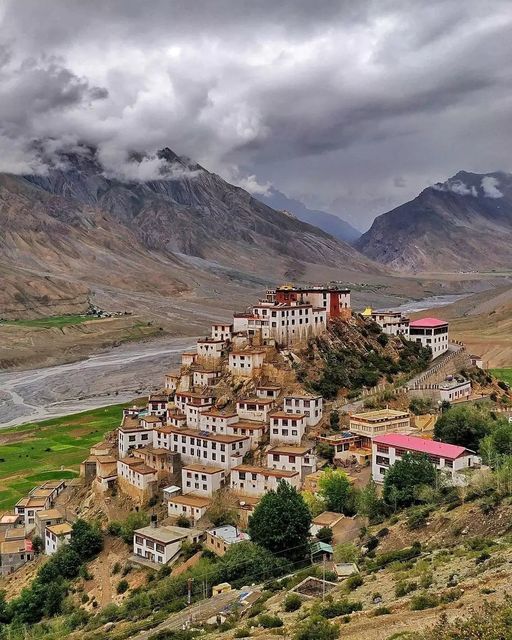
[260, 187, 361, 243]
[356, 171, 512, 272]
[0, 146, 378, 318]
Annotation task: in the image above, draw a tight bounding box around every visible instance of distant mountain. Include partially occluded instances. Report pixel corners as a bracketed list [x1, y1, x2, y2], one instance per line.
[260, 188, 361, 244]
[0, 146, 377, 317]
[356, 171, 512, 272]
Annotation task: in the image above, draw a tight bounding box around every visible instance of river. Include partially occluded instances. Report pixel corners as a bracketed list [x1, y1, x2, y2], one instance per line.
[388, 293, 471, 314]
[0, 337, 196, 429]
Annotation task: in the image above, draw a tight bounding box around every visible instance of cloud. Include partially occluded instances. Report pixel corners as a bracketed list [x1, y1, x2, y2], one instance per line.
[234, 173, 273, 196]
[432, 179, 477, 197]
[481, 175, 503, 198]
[0, 0, 510, 224]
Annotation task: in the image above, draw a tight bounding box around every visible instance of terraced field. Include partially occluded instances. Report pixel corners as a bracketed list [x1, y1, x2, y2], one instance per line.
[0, 403, 127, 511]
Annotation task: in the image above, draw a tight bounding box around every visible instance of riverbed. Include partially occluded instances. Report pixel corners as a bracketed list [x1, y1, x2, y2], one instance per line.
[389, 293, 472, 314]
[0, 337, 196, 428]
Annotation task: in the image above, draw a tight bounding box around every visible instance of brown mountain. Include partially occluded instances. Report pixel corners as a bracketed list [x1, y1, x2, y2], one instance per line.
[0, 146, 378, 319]
[356, 171, 512, 272]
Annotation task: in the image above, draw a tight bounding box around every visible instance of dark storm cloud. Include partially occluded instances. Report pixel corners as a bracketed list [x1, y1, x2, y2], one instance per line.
[0, 0, 511, 226]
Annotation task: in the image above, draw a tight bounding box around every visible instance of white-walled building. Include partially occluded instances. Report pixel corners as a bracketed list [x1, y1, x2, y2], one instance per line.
[372, 433, 480, 484]
[117, 458, 158, 495]
[370, 310, 410, 337]
[196, 339, 226, 363]
[133, 523, 202, 566]
[181, 352, 198, 367]
[283, 394, 323, 427]
[269, 411, 307, 445]
[439, 377, 471, 402]
[349, 409, 411, 448]
[256, 385, 281, 400]
[175, 391, 215, 414]
[14, 496, 51, 527]
[267, 445, 317, 477]
[118, 423, 153, 457]
[154, 427, 250, 471]
[44, 522, 72, 555]
[211, 323, 233, 341]
[148, 395, 168, 417]
[230, 465, 300, 497]
[193, 369, 222, 388]
[251, 303, 327, 345]
[236, 398, 275, 422]
[228, 350, 266, 377]
[168, 494, 211, 524]
[166, 410, 187, 429]
[199, 409, 239, 434]
[229, 421, 267, 448]
[181, 464, 225, 496]
[164, 372, 181, 392]
[204, 525, 249, 557]
[409, 318, 449, 358]
[272, 286, 351, 319]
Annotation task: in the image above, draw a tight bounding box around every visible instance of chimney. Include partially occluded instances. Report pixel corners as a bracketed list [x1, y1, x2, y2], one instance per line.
[150, 514, 158, 529]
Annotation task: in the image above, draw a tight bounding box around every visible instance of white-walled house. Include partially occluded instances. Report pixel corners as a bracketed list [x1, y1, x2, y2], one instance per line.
[168, 494, 211, 524]
[283, 394, 323, 427]
[193, 369, 222, 388]
[181, 464, 225, 496]
[256, 385, 281, 400]
[181, 352, 198, 367]
[236, 398, 275, 422]
[267, 445, 317, 477]
[370, 311, 410, 337]
[196, 339, 226, 363]
[148, 395, 168, 417]
[439, 377, 471, 402]
[372, 433, 480, 485]
[269, 412, 307, 445]
[409, 318, 449, 358]
[164, 372, 181, 392]
[199, 409, 239, 434]
[230, 465, 300, 497]
[229, 421, 267, 448]
[251, 303, 326, 345]
[211, 323, 233, 341]
[175, 391, 215, 414]
[118, 423, 154, 457]
[44, 523, 72, 555]
[117, 458, 158, 502]
[228, 350, 266, 377]
[133, 523, 202, 566]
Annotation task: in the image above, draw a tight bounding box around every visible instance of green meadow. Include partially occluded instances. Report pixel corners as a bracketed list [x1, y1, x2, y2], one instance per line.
[0, 403, 127, 511]
[491, 368, 512, 387]
[1, 315, 100, 329]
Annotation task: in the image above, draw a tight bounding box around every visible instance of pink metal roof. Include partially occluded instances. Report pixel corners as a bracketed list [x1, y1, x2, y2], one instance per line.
[409, 317, 448, 328]
[373, 433, 471, 459]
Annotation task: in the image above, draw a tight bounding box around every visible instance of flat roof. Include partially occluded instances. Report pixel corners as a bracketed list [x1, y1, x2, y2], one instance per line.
[46, 523, 72, 536]
[183, 464, 224, 475]
[160, 427, 249, 444]
[233, 464, 299, 478]
[237, 397, 275, 405]
[350, 409, 409, 421]
[0, 515, 21, 524]
[135, 524, 201, 544]
[201, 409, 238, 418]
[270, 411, 306, 420]
[410, 317, 448, 328]
[268, 445, 312, 455]
[207, 525, 249, 544]
[439, 378, 471, 390]
[233, 420, 267, 430]
[312, 512, 345, 527]
[0, 540, 27, 554]
[168, 494, 211, 508]
[36, 509, 63, 520]
[373, 433, 473, 459]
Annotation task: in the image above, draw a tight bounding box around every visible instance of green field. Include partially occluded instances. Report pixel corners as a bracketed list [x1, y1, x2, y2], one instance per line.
[491, 368, 512, 386]
[0, 315, 102, 329]
[0, 403, 127, 511]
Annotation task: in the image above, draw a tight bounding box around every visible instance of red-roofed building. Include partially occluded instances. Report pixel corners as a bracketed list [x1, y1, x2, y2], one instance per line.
[371, 433, 480, 484]
[409, 317, 449, 358]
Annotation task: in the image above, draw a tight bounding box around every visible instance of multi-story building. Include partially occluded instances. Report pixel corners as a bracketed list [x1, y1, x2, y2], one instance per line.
[196, 339, 226, 363]
[269, 411, 307, 445]
[148, 395, 168, 416]
[409, 318, 449, 358]
[168, 494, 211, 524]
[267, 445, 317, 478]
[133, 522, 202, 566]
[228, 350, 266, 377]
[272, 285, 351, 319]
[118, 421, 154, 457]
[211, 323, 233, 341]
[132, 447, 178, 481]
[230, 465, 300, 497]
[256, 385, 281, 400]
[14, 496, 51, 527]
[199, 409, 239, 434]
[164, 371, 181, 392]
[181, 352, 198, 367]
[0, 535, 33, 575]
[236, 398, 275, 422]
[34, 509, 64, 539]
[181, 464, 225, 496]
[251, 303, 327, 345]
[349, 409, 411, 448]
[154, 427, 250, 471]
[193, 369, 222, 388]
[44, 522, 72, 555]
[316, 432, 359, 462]
[369, 310, 410, 337]
[117, 458, 158, 503]
[372, 433, 480, 484]
[229, 421, 267, 448]
[283, 394, 323, 427]
[204, 525, 249, 557]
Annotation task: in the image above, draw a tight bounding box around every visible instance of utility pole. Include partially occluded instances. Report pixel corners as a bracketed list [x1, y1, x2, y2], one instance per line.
[322, 554, 326, 600]
[187, 577, 194, 605]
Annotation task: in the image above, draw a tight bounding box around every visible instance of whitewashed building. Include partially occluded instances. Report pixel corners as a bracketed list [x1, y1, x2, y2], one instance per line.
[267, 445, 317, 477]
[439, 377, 471, 402]
[283, 394, 323, 427]
[269, 411, 307, 445]
[228, 350, 266, 377]
[181, 464, 225, 496]
[230, 465, 300, 497]
[236, 398, 275, 422]
[133, 522, 202, 566]
[44, 523, 72, 555]
[211, 323, 233, 341]
[168, 494, 211, 524]
[409, 318, 449, 358]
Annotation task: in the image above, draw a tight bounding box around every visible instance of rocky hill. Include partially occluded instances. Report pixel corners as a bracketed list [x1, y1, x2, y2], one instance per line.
[356, 171, 512, 272]
[0, 146, 378, 318]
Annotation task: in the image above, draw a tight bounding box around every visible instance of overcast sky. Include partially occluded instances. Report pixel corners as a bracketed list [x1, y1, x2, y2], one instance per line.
[0, 0, 511, 230]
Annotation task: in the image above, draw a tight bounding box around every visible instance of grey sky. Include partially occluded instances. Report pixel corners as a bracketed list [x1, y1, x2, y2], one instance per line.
[0, 0, 511, 229]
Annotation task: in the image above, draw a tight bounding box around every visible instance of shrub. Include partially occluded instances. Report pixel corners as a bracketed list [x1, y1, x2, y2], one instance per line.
[283, 593, 302, 612]
[319, 599, 363, 618]
[234, 628, 252, 638]
[395, 581, 417, 597]
[116, 579, 129, 595]
[345, 574, 363, 591]
[294, 616, 339, 640]
[410, 592, 439, 610]
[176, 515, 191, 528]
[374, 606, 391, 616]
[258, 614, 283, 628]
[316, 526, 334, 544]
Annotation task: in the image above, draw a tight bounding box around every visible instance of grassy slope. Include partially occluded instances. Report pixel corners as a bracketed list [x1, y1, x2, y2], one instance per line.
[491, 368, 512, 386]
[0, 315, 101, 328]
[0, 403, 126, 511]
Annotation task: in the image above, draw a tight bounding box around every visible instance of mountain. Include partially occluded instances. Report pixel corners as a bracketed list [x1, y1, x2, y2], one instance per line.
[355, 171, 512, 272]
[0, 146, 377, 318]
[259, 188, 361, 244]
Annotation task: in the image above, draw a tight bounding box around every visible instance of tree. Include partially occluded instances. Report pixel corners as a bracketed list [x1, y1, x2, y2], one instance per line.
[316, 441, 335, 463]
[329, 410, 340, 431]
[70, 519, 103, 560]
[318, 468, 355, 514]
[32, 535, 44, 555]
[206, 489, 240, 527]
[220, 541, 290, 585]
[301, 491, 325, 517]
[356, 479, 383, 521]
[383, 452, 437, 509]
[110, 512, 149, 545]
[316, 526, 333, 544]
[480, 419, 512, 463]
[434, 405, 494, 452]
[248, 480, 311, 560]
[294, 615, 339, 640]
[333, 542, 358, 563]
